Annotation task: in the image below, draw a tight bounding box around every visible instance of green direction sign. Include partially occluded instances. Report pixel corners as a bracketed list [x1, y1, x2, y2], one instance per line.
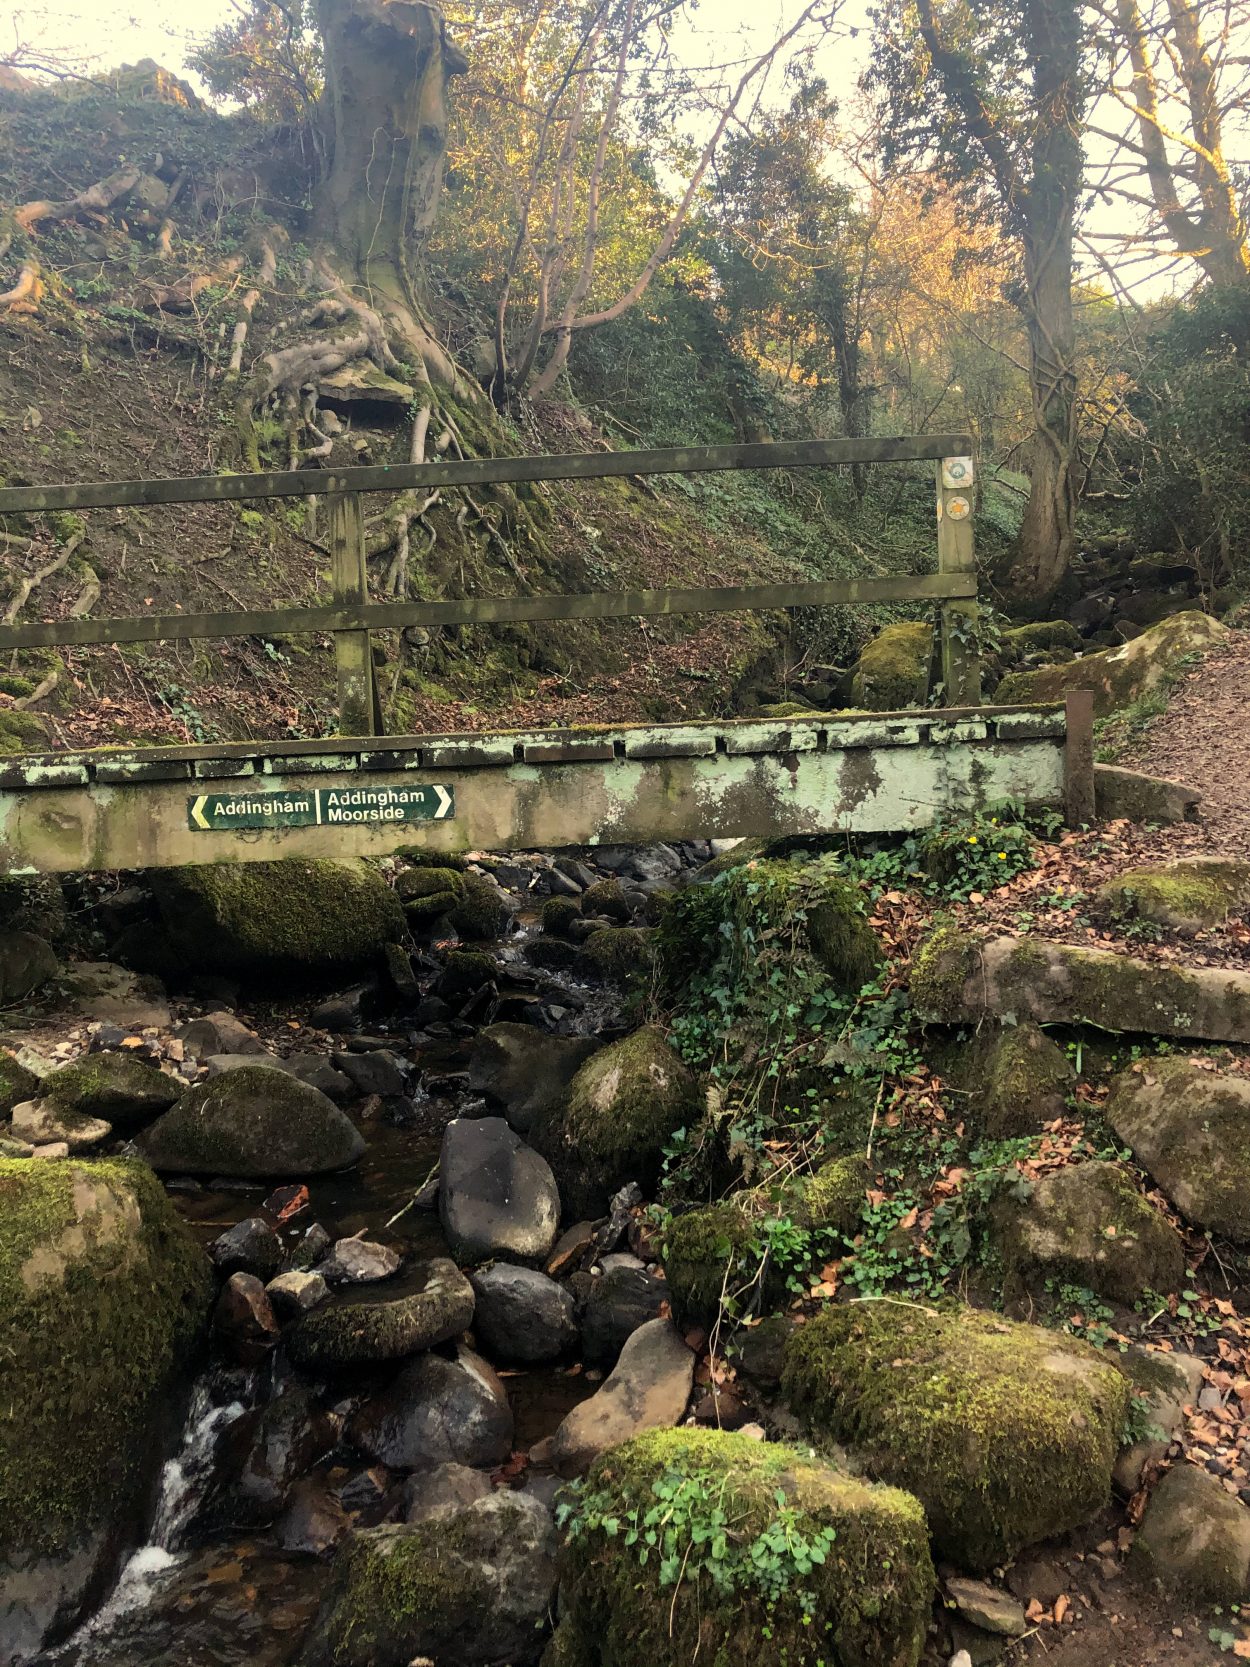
[188, 783, 454, 831]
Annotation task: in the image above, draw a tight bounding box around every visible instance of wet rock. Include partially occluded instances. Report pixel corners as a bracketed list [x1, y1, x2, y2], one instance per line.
[544, 1429, 933, 1667]
[533, 1028, 700, 1219]
[319, 1236, 402, 1283]
[332, 1464, 394, 1513]
[289, 1221, 333, 1270]
[467, 1023, 599, 1136]
[691, 1383, 752, 1428]
[1115, 1346, 1205, 1492]
[287, 1258, 475, 1370]
[448, 872, 513, 942]
[348, 1345, 513, 1470]
[545, 1219, 597, 1277]
[782, 1302, 1130, 1570]
[302, 1492, 557, 1667]
[10, 1098, 111, 1153]
[383, 942, 421, 1000]
[396, 864, 465, 928]
[581, 878, 631, 922]
[402, 1460, 492, 1522]
[332, 1048, 407, 1098]
[177, 1010, 267, 1060]
[213, 1271, 280, 1364]
[210, 1215, 284, 1281]
[993, 1160, 1186, 1304]
[1107, 1057, 1250, 1239]
[1131, 1463, 1250, 1603]
[0, 930, 58, 1004]
[209, 1388, 336, 1526]
[285, 1053, 355, 1103]
[911, 927, 1250, 1045]
[580, 1263, 668, 1365]
[0, 1159, 210, 1660]
[944, 1576, 1027, 1636]
[150, 859, 405, 974]
[439, 1117, 560, 1265]
[310, 989, 369, 1032]
[470, 1263, 579, 1364]
[39, 1050, 180, 1132]
[279, 1477, 349, 1556]
[266, 1269, 329, 1317]
[140, 1067, 366, 1178]
[0, 1050, 40, 1115]
[538, 1317, 694, 1477]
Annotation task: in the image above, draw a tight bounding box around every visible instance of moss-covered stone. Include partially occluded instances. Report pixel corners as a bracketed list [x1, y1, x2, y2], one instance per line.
[0, 709, 48, 756]
[992, 1160, 1186, 1304]
[581, 926, 655, 986]
[150, 859, 404, 976]
[969, 1020, 1073, 1137]
[542, 896, 582, 937]
[447, 873, 512, 942]
[395, 866, 465, 902]
[139, 1067, 366, 1178]
[995, 611, 1227, 717]
[851, 621, 933, 712]
[545, 1428, 935, 1667]
[438, 949, 497, 999]
[1098, 859, 1250, 934]
[693, 839, 766, 883]
[662, 1201, 765, 1331]
[756, 699, 816, 718]
[793, 1154, 870, 1233]
[534, 1028, 700, 1218]
[1106, 1056, 1250, 1239]
[0, 1050, 39, 1116]
[0, 1159, 210, 1651]
[1131, 1463, 1250, 1604]
[0, 930, 58, 1004]
[38, 1052, 179, 1132]
[1000, 621, 1083, 664]
[782, 1302, 1130, 1570]
[581, 878, 631, 923]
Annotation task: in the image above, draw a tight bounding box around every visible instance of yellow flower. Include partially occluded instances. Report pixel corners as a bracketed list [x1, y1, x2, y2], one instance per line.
[967, 835, 978, 844]
[997, 852, 1007, 860]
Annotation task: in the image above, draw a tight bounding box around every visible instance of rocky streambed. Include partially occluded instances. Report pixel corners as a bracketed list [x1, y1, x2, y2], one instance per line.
[1, 832, 1249, 1667]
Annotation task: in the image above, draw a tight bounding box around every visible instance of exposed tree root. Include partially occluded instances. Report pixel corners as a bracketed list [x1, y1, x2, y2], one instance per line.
[0, 260, 42, 311]
[2, 537, 78, 625]
[227, 240, 277, 377]
[13, 164, 144, 238]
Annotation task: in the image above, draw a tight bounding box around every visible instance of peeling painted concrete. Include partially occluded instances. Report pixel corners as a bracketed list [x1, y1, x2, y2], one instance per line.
[0, 709, 1069, 873]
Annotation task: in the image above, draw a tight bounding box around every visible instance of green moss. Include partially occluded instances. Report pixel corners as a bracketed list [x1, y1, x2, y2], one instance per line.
[993, 611, 1226, 718]
[395, 866, 465, 901]
[0, 1050, 39, 1116]
[39, 1052, 178, 1128]
[447, 874, 511, 942]
[782, 1302, 1129, 1570]
[694, 840, 766, 882]
[793, 1154, 869, 1233]
[907, 922, 973, 1022]
[542, 896, 582, 937]
[662, 1201, 765, 1330]
[0, 674, 36, 699]
[851, 621, 933, 712]
[439, 949, 497, 998]
[582, 879, 631, 923]
[1000, 621, 1082, 663]
[0, 1158, 210, 1555]
[581, 926, 655, 986]
[151, 859, 405, 974]
[971, 1021, 1073, 1138]
[756, 700, 816, 718]
[0, 709, 47, 755]
[549, 1429, 934, 1667]
[1098, 860, 1250, 932]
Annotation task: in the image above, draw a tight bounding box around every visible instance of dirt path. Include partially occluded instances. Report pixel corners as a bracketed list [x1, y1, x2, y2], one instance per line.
[1123, 628, 1250, 856]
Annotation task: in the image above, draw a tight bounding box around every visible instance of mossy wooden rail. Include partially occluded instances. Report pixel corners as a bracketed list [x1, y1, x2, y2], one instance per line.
[0, 435, 1095, 871]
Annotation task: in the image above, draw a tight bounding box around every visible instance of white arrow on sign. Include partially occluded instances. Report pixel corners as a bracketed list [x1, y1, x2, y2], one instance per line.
[191, 795, 211, 830]
[433, 784, 453, 820]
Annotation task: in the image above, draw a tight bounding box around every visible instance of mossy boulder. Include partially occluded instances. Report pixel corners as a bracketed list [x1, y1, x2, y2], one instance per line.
[396, 865, 464, 928]
[909, 926, 1250, 1043]
[580, 926, 655, 986]
[581, 879, 631, 923]
[533, 1028, 700, 1218]
[302, 1491, 559, 1667]
[0, 1159, 210, 1657]
[1131, 1463, 1250, 1604]
[0, 709, 48, 756]
[139, 1067, 366, 1178]
[542, 896, 581, 937]
[851, 621, 933, 711]
[0, 1050, 40, 1117]
[286, 1258, 474, 1370]
[992, 1160, 1186, 1304]
[692, 839, 765, 882]
[38, 1052, 179, 1132]
[447, 874, 512, 942]
[1000, 621, 1082, 665]
[1097, 858, 1250, 934]
[150, 860, 404, 976]
[544, 1429, 935, 1667]
[1106, 1056, 1250, 1239]
[782, 1302, 1130, 1570]
[968, 1020, 1073, 1137]
[994, 611, 1227, 717]
[793, 1153, 870, 1233]
[0, 931, 58, 1004]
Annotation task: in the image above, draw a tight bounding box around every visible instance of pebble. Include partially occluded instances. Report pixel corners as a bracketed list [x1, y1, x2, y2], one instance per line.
[318, 1236, 401, 1283]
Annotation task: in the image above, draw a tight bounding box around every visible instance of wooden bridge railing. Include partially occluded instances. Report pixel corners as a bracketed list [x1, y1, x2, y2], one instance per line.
[0, 434, 979, 738]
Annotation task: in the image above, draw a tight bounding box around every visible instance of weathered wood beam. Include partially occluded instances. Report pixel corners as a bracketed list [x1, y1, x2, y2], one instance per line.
[0, 435, 975, 514]
[0, 572, 977, 653]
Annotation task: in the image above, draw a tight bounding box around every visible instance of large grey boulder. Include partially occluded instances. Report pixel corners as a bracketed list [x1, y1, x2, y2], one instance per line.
[139, 1066, 365, 1178]
[911, 927, 1250, 1043]
[467, 1023, 599, 1134]
[439, 1117, 560, 1265]
[0, 932, 57, 1004]
[348, 1345, 513, 1470]
[1115, 1347, 1205, 1492]
[537, 1317, 694, 1477]
[286, 1258, 474, 1369]
[469, 1264, 578, 1364]
[301, 1492, 557, 1667]
[1106, 1057, 1250, 1239]
[1132, 1464, 1250, 1603]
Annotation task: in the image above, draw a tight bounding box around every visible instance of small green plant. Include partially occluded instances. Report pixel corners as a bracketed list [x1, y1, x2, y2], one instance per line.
[1045, 1280, 1118, 1348]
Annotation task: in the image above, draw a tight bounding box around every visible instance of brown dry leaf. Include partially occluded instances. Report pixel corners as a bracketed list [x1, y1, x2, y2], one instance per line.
[1025, 1600, 1046, 1622]
[1054, 1594, 1070, 1625]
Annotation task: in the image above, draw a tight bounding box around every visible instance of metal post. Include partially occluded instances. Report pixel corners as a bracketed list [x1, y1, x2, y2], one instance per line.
[328, 491, 378, 737]
[1064, 689, 1096, 828]
[936, 454, 981, 706]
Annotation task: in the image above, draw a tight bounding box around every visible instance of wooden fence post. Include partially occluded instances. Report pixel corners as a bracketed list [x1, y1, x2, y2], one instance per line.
[1064, 688, 1096, 828]
[936, 455, 981, 706]
[327, 491, 379, 737]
